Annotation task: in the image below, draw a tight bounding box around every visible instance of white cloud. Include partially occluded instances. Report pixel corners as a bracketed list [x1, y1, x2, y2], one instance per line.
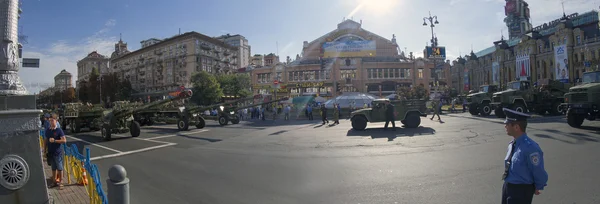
[19, 19, 117, 94]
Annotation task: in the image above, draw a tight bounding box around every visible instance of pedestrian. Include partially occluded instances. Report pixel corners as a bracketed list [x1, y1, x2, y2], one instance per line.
[44, 113, 67, 190]
[320, 104, 329, 125]
[307, 104, 313, 120]
[384, 100, 396, 130]
[284, 105, 291, 120]
[333, 104, 339, 124]
[462, 97, 468, 113]
[501, 108, 548, 204]
[430, 98, 441, 121]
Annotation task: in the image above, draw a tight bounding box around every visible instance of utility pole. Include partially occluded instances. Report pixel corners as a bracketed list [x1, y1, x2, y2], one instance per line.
[422, 11, 440, 93]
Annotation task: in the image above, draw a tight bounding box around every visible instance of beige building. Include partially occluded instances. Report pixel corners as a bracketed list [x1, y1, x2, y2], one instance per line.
[54, 69, 73, 91]
[215, 34, 251, 68]
[251, 54, 264, 66]
[110, 31, 239, 99]
[451, 10, 600, 94]
[76, 51, 110, 84]
[250, 19, 451, 99]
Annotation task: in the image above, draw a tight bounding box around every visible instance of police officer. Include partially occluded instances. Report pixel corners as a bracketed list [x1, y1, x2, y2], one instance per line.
[501, 108, 548, 204]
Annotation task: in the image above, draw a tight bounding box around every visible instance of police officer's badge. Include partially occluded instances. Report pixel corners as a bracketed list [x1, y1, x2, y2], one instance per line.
[530, 152, 540, 166]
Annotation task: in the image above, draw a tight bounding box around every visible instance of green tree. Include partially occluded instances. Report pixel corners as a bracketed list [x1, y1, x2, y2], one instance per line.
[216, 74, 252, 98]
[190, 71, 223, 105]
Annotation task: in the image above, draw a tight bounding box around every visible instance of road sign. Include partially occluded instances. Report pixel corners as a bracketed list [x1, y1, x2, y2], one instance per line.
[274, 80, 279, 85]
[22, 58, 40, 68]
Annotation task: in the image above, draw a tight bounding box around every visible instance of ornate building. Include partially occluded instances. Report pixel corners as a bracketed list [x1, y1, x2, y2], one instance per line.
[54, 69, 73, 91]
[110, 31, 239, 99]
[504, 0, 533, 39]
[76, 51, 109, 84]
[250, 19, 451, 99]
[451, 10, 600, 95]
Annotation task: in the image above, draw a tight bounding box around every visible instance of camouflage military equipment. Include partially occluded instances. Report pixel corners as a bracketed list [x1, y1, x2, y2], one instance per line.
[176, 94, 289, 131]
[62, 103, 105, 133]
[490, 79, 569, 117]
[100, 89, 192, 140]
[466, 85, 499, 116]
[350, 99, 428, 130]
[563, 71, 600, 128]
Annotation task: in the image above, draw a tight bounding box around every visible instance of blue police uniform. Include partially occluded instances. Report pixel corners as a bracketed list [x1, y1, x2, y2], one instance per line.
[501, 108, 548, 204]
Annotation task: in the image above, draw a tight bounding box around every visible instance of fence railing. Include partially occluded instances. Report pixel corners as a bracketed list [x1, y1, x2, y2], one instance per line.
[39, 129, 108, 204]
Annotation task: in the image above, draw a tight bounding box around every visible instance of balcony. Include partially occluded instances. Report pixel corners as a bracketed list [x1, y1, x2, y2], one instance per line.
[224, 50, 231, 56]
[232, 55, 238, 58]
[223, 59, 230, 64]
[200, 43, 211, 50]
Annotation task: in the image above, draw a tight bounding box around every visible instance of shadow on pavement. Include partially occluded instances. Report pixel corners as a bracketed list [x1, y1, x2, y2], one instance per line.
[533, 128, 600, 144]
[240, 119, 319, 127]
[175, 134, 222, 143]
[346, 127, 436, 141]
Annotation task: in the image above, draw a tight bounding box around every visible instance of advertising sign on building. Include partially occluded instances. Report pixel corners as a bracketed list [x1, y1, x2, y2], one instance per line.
[492, 62, 500, 85]
[426, 46, 446, 60]
[515, 54, 531, 81]
[463, 67, 470, 91]
[505, 0, 516, 15]
[554, 44, 569, 83]
[322, 40, 376, 58]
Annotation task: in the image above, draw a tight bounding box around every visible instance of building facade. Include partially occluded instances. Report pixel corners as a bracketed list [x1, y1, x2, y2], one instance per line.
[251, 54, 264, 66]
[54, 69, 73, 91]
[141, 38, 162, 48]
[250, 19, 451, 99]
[76, 51, 109, 84]
[451, 10, 600, 95]
[110, 31, 239, 98]
[504, 0, 533, 39]
[215, 34, 251, 68]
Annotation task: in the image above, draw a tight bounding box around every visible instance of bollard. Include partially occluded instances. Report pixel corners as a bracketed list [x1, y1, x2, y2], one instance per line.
[107, 165, 130, 204]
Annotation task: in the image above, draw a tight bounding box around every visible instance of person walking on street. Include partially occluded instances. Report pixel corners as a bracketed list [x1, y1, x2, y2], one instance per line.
[384, 100, 396, 130]
[501, 108, 548, 204]
[307, 104, 313, 120]
[333, 104, 340, 124]
[284, 105, 291, 120]
[44, 113, 67, 190]
[430, 98, 442, 121]
[320, 104, 329, 125]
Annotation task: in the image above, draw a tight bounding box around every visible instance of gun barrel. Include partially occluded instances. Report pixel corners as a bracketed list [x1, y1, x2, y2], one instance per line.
[111, 89, 193, 118]
[187, 94, 268, 113]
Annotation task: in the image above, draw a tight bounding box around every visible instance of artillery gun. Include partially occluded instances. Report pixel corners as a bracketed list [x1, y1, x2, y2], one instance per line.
[176, 95, 289, 131]
[490, 79, 569, 117]
[100, 89, 193, 140]
[132, 96, 189, 126]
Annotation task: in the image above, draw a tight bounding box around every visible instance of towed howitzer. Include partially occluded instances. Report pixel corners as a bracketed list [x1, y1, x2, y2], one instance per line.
[177, 96, 289, 131]
[100, 89, 193, 140]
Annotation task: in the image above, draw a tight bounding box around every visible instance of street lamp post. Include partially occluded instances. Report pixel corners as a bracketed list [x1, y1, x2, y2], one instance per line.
[423, 11, 440, 92]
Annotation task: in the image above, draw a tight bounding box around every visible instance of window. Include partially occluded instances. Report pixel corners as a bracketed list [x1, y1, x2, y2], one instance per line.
[576, 36, 581, 45]
[418, 68, 423, 79]
[430, 68, 435, 79]
[341, 70, 356, 79]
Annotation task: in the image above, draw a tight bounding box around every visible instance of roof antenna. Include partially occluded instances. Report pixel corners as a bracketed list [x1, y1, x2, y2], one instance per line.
[119, 33, 122, 41]
[501, 29, 504, 40]
[179, 28, 181, 35]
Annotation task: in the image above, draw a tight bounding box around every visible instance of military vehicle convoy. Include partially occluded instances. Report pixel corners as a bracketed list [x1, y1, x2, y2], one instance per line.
[466, 85, 499, 116]
[563, 71, 600, 128]
[350, 99, 428, 130]
[490, 79, 569, 118]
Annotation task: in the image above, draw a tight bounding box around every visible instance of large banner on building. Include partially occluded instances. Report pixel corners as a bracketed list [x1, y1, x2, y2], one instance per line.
[322, 40, 376, 58]
[426, 46, 446, 60]
[515, 54, 531, 80]
[492, 62, 500, 85]
[463, 67, 470, 91]
[554, 44, 569, 83]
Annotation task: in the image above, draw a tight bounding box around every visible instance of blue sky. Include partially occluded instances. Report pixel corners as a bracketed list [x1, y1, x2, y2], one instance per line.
[17, 0, 598, 93]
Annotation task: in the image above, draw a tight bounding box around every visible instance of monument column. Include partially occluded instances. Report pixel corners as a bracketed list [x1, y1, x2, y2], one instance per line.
[0, 0, 49, 203]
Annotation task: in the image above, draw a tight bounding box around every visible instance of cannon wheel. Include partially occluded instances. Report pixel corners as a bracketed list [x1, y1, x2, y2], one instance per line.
[218, 116, 228, 126]
[195, 117, 206, 129]
[231, 117, 240, 124]
[177, 117, 189, 131]
[101, 124, 112, 141]
[146, 118, 155, 126]
[130, 121, 141, 137]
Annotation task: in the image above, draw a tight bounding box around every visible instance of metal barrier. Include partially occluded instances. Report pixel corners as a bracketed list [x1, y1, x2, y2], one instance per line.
[39, 129, 108, 204]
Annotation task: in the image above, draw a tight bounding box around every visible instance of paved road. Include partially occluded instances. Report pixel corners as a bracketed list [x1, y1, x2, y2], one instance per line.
[66, 113, 600, 204]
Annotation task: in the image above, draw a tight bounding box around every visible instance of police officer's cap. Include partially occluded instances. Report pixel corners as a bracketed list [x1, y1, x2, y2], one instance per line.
[502, 108, 531, 124]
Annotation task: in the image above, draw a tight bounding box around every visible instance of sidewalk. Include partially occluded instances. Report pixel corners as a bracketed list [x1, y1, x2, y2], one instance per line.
[42, 156, 90, 204]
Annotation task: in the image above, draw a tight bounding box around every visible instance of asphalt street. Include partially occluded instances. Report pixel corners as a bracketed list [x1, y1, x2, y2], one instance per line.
[65, 113, 600, 204]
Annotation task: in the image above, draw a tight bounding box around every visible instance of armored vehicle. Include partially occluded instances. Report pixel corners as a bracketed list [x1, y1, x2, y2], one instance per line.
[563, 71, 600, 127]
[490, 79, 569, 118]
[350, 99, 427, 131]
[466, 85, 499, 116]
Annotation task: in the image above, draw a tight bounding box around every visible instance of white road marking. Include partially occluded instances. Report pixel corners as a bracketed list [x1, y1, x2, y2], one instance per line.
[89, 142, 176, 161]
[144, 129, 209, 140]
[144, 125, 179, 129]
[66, 135, 122, 153]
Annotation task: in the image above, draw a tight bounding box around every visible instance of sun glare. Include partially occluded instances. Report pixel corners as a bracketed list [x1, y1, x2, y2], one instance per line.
[348, 0, 401, 17]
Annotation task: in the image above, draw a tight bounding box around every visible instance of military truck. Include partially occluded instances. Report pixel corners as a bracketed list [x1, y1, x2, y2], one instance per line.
[490, 79, 569, 118]
[350, 99, 428, 131]
[62, 103, 105, 133]
[466, 85, 499, 116]
[563, 71, 600, 128]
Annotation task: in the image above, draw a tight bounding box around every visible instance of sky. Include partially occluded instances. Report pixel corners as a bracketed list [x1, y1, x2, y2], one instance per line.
[17, 0, 600, 93]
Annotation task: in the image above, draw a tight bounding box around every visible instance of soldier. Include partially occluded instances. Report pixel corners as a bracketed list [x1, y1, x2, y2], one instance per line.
[383, 100, 395, 130]
[501, 108, 548, 204]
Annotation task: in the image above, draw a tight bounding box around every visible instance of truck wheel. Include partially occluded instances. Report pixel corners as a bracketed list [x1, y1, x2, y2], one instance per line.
[480, 103, 492, 116]
[195, 117, 205, 129]
[469, 104, 479, 115]
[130, 121, 141, 137]
[513, 104, 527, 113]
[401, 120, 406, 125]
[567, 112, 585, 128]
[550, 102, 562, 115]
[218, 116, 228, 126]
[351, 116, 367, 131]
[231, 117, 240, 124]
[101, 124, 112, 141]
[495, 108, 505, 118]
[69, 119, 77, 134]
[177, 117, 189, 131]
[146, 119, 155, 126]
[404, 112, 421, 128]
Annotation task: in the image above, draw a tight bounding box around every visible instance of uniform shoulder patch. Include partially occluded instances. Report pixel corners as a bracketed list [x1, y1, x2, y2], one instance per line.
[530, 152, 541, 166]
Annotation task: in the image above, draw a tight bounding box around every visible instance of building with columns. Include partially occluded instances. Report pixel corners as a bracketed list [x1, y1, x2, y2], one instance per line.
[451, 9, 600, 95]
[76, 51, 109, 84]
[250, 19, 451, 99]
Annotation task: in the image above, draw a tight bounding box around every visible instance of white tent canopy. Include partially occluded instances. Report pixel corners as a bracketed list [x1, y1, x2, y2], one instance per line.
[314, 96, 327, 103]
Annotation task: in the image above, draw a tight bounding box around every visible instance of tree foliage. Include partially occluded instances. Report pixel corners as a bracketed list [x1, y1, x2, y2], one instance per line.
[216, 73, 252, 98]
[396, 84, 429, 100]
[77, 69, 134, 104]
[190, 71, 223, 105]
